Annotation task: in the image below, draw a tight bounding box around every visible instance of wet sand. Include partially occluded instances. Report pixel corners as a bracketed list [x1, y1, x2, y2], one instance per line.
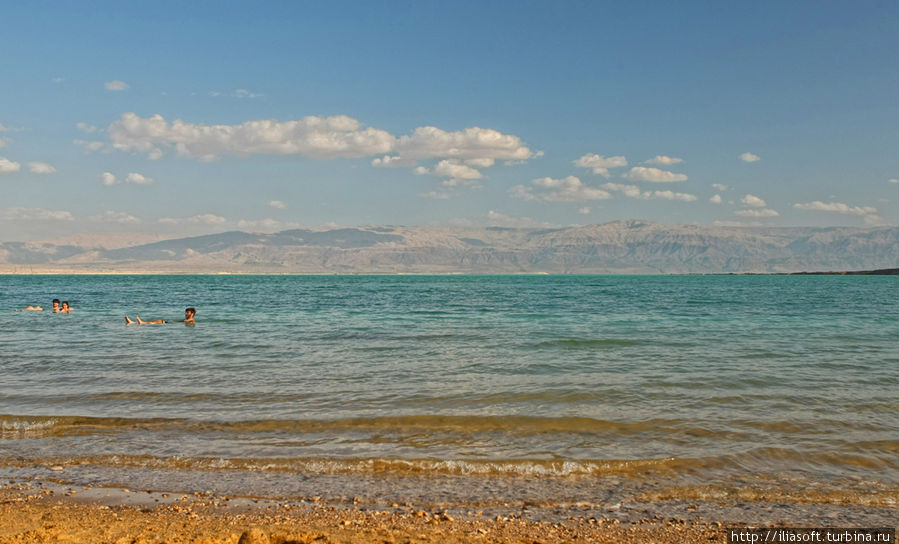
[0, 480, 726, 544]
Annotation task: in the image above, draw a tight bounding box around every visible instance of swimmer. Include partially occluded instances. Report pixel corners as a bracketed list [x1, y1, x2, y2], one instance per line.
[125, 308, 196, 325]
[52, 299, 61, 313]
[17, 305, 43, 311]
[60, 301, 73, 313]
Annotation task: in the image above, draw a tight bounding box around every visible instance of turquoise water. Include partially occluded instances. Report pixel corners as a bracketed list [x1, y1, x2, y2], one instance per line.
[1, 274, 898, 513]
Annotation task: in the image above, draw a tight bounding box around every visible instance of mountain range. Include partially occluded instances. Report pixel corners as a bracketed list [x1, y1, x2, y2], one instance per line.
[2, 220, 897, 274]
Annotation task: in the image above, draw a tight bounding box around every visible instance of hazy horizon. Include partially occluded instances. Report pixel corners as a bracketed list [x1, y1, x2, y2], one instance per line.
[3, 2, 898, 242]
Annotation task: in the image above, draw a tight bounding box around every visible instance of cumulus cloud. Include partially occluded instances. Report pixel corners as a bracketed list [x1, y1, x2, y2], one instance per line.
[0, 138, 7, 149]
[125, 172, 153, 185]
[101, 172, 117, 186]
[710, 194, 722, 204]
[1, 207, 74, 221]
[371, 155, 417, 168]
[77, 122, 101, 134]
[236, 218, 301, 231]
[486, 210, 557, 228]
[740, 194, 767, 208]
[89, 211, 141, 224]
[645, 155, 683, 165]
[28, 162, 56, 174]
[105, 80, 130, 91]
[465, 158, 495, 168]
[108, 113, 396, 161]
[889, 178, 899, 184]
[740, 152, 760, 162]
[415, 159, 483, 180]
[622, 166, 687, 183]
[734, 208, 779, 218]
[578, 207, 591, 215]
[106, 113, 535, 167]
[712, 183, 729, 191]
[793, 201, 880, 223]
[74, 139, 106, 153]
[602, 182, 697, 202]
[511, 176, 612, 202]
[395, 126, 533, 161]
[573, 153, 628, 177]
[159, 213, 227, 225]
[0, 157, 21, 174]
[419, 191, 452, 199]
[268, 200, 287, 210]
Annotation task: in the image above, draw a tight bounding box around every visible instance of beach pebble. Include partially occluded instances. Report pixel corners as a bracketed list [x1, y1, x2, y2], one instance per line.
[49, 466, 64, 471]
[237, 528, 270, 544]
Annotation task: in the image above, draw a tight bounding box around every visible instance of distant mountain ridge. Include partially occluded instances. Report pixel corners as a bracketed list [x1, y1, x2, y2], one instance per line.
[2, 220, 898, 273]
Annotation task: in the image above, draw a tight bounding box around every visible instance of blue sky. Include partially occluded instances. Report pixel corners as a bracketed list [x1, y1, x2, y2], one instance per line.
[2, 1, 898, 241]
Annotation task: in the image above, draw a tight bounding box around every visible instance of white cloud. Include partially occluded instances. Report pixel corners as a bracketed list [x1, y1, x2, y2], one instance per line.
[101, 172, 118, 186]
[645, 155, 683, 165]
[77, 122, 101, 134]
[105, 80, 130, 91]
[125, 172, 153, 185]
[740, 194, 767, 208]
[577, 207, 591, 215]
[106, 113, 535, 165]
[416, 159, 483, 180]
[52, 77, 65, 84]
[395, 126, 532, 161]
[233, 89, 263, 99]
[0, 123, 6, 131]
[712, 183, 729, 191]
[74, 139, 106, 153]
[108, 112, 396, 161]
[1, 207, 74, 221]
[511, 176, 612, 202]
[371, 155, 417, 168]
[440, 178, 481, 188]
[465, 158, 495, 168]
[0, 157, 21, 174]
[0, 138, 7, 148]
[89, 211, 141, 224]
[734, 208, 779, 218]
[889, 178, 899, 184]
[28, 162, 56, 174]
[419, 191, 452, 199]
[793, 201, 880, 219]
[573, 153, 628, 177]
[236, 218, 300, 231]
[486, 210, 556, 228]
[709, 194, 722, 204]
[740, 152, 760, 162]
[602, 182, 698, 202]
[622, 166, 688, 183]
[159, 213, 227, 225]
[268, 200, 287, 209]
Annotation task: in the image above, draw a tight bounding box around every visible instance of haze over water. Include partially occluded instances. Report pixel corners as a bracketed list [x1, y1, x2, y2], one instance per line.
[2, 275, 897, 521]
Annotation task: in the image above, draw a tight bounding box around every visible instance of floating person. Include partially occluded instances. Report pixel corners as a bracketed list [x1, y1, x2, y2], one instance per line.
[16, 305, 43, 311]
[125, 307, 196, 325]
[60, 301, 73, 313]
[51, 299, 61, 313]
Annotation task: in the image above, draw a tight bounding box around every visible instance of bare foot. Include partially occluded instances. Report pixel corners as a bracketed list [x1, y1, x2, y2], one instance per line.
[125, 316, 135, 324]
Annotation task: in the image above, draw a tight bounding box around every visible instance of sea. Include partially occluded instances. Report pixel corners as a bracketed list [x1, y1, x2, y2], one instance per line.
[1, 274, 897, 524]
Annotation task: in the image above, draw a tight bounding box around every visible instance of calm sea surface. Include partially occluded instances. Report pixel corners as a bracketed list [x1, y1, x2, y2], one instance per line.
[1, 275, 897, 517]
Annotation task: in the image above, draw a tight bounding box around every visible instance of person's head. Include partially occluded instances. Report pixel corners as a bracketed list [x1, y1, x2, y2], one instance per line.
[185, 307, 196, 318]
[61, 301, 69, 309]
[52, 299, 60, 307]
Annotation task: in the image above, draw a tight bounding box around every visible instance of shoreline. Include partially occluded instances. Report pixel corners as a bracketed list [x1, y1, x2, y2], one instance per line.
[0, 479, 727, 544]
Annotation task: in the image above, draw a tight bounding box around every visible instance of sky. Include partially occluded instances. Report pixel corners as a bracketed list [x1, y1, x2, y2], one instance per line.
[2, 1, 898, 242]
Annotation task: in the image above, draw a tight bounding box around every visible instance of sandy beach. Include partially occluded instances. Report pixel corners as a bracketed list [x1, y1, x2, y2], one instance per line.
[0, 479, 729, 544]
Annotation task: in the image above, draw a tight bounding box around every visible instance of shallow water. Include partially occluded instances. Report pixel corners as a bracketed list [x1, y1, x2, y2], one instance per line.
[2, 274, 898, 518]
